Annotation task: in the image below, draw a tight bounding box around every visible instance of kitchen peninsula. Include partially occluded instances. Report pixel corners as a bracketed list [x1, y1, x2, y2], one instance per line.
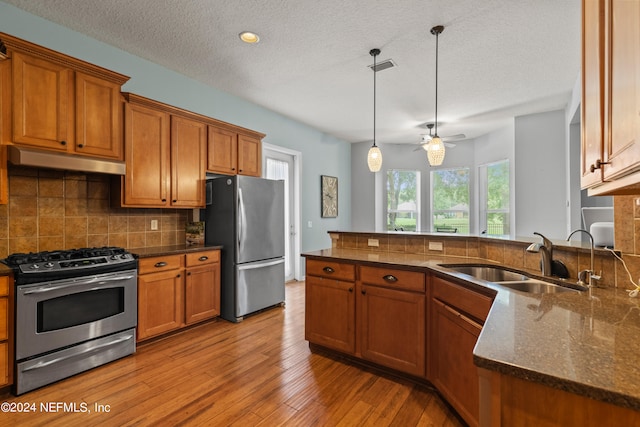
[303, 231, 640, 427]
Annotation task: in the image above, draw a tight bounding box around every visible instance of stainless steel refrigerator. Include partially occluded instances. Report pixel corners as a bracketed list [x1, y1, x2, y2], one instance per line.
[205, 175, 285, 322]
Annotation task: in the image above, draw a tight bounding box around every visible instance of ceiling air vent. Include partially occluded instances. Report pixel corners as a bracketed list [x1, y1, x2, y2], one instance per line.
[368, 58, 396, 72]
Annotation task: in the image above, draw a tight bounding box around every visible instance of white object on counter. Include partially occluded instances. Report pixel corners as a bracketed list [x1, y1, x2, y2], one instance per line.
[590, 222, 614, 247]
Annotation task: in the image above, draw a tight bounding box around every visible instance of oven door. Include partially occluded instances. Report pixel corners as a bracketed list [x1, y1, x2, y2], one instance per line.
[15, 269, 137, 360]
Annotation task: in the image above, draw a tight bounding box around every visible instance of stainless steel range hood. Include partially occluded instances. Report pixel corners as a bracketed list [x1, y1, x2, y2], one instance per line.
[7, 145, 126, 175]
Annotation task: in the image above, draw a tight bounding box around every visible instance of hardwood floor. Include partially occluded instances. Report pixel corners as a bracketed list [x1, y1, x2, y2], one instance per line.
[0, 281, 464, 426]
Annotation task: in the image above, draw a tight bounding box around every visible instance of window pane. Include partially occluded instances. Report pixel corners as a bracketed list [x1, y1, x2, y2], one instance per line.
[387, 170, 420, 232]
[431, 168, 469, 233]
[486, 160, 510, 236]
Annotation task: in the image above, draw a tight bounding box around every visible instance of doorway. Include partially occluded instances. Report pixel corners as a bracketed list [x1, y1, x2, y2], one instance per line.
[263, 143, 302, 281]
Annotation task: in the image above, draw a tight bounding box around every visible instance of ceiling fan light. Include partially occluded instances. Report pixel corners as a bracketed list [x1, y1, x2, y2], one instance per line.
[426, 136, 445, 166]
[367, 145, 382, 172]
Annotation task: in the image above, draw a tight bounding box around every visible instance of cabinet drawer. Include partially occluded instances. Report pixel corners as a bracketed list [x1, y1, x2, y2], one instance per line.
[0, 275, 8, 296]
[139, 255, 184, 274]
[360, 266, 425, 292]
[307, 259, 355, 281]
[186, 250, 220, 267]
[432, 276, 493, 322]
[0, 297, 6, 341]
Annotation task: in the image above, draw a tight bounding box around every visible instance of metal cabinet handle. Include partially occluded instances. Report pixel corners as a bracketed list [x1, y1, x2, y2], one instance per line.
[322, 266, 334, 274]
[154, 262, 167, 268]
[590, 158, 610, 173]
[198, 256, 209, 261]
[383, 275, 398, 283]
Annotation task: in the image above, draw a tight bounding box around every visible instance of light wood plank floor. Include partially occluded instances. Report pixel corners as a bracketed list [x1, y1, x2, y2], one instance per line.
[0, 281, 464, 427]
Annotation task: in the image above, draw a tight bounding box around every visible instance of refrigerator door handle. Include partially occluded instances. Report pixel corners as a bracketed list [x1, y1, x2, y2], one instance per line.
[238, 187, 245, 252]
[237, 258, 285, 271]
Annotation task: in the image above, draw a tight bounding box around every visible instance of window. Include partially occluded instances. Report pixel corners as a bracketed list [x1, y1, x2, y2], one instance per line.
[431, 168, 470, 233]
[479, 160, 510, 236]
[387, 170, 420, 231]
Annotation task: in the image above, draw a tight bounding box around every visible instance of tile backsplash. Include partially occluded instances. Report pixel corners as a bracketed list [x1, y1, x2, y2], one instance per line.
[0, 166, 188, 257]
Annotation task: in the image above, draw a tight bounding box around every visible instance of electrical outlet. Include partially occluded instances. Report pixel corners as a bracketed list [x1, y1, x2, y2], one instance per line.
[307, 221, 313, 228]
[150, 220, 158, 231]
[428, 241, 443, 251]
[368, 238, 379, 247]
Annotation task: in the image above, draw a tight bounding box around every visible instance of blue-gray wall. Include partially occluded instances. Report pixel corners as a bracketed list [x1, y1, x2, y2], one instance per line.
[0, 2, 351, 252]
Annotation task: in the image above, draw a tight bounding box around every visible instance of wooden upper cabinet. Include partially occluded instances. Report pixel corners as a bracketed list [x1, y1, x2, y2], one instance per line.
[237, 133, 261, 177]
[12, 51, 73, 151]
[171, 115, 206, 207]
[1, 33, 129, 160]
[207, 126, 238, 174]
[75, 72, 123, 159]
[207, 127, 263, 177]
[122, 101, 170, 207]
[582, 0, 640, 195]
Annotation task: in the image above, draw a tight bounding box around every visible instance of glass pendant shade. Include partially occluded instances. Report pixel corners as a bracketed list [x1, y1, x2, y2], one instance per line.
[367, 145, 382, 172]
[426, 136, 445, 166]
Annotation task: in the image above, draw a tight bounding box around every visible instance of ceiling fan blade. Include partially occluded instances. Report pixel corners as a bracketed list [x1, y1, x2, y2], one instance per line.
[442, 133, 465, 141]
[444, 142, 456, 148]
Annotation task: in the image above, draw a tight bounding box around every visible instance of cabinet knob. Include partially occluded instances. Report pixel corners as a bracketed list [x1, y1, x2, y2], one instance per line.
[198, 256, 209, 261]
[232, 168, 236, 171]
[348, 287, 353, 292]
[590, 158, 610, 173]
[77, 143, 84, 148]
[322, 266, 335, 274]
[361, 289, 366, 295]
[187, 272, 191, 276]
[161, 199, 167, 202]
[172, 199, 177, 203]
[60, 140, 67, 146]
[177, 274, 181, 278]
[239, 169, 243, 173]
[383, 275, 398, 283]
[154, 261, 168, 268]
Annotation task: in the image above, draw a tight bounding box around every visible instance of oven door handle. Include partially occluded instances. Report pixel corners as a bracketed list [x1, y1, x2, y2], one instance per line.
[22, 275, 136, 295]
[21, 334, 134, 372]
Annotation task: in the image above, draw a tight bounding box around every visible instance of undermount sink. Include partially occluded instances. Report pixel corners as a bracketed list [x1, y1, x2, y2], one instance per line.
[439, 264, 582, 294]
[442, 265, 530, 282]
[494, 280, 579, 294]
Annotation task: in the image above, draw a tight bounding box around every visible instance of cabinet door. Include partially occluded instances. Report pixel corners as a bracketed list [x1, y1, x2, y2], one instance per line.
[359, 284, 425, 377]
[207, 126, 237, 174]
[12, 51, 73, 151]
[581, 0, 605, 188]
[171, 116, 206, 207]
[0, 342, 7, 387]
[75, 72, 122, 159]
[237, 134, 261, 177]
[431, 299, 482, 427]
[137, 270, 184, 341]
[602, 0, 640, 180]
[123, 102, 170, 206]
[185, 263, 220, 324]
[305, 275, 355, 354]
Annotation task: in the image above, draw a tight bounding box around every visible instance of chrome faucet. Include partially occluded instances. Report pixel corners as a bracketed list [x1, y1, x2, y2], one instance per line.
[526, 232, 553, 276]
[567, 229, 600, 287]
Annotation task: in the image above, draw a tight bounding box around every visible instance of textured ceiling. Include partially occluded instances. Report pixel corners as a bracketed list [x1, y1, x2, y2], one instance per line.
[2, 0, 581, 145]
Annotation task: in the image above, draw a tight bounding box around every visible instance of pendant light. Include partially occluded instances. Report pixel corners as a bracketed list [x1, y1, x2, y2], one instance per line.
[426, 25, 446, 166]
[367, 48, 382, 172]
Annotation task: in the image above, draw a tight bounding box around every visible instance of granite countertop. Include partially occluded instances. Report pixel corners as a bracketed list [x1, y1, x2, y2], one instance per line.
[131, 244, 223, 258]
[303, 248, 640, 411]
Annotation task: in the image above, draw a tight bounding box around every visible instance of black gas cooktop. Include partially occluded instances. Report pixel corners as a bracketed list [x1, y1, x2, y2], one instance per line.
[3, 247, 138, 285]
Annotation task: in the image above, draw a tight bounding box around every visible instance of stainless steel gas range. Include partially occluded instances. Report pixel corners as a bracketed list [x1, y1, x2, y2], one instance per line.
[2, 247, 138, 395]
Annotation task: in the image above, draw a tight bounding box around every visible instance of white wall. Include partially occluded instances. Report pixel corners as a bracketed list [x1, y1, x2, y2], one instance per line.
[0, 2, 351, 254]
[514, 110, 567, 239]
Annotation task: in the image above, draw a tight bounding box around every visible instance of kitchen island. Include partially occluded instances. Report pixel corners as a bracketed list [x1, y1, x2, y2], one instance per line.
[303, 233, 640, 427]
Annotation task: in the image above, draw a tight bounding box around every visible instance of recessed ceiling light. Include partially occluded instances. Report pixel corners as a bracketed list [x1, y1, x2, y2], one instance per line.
[239, 31, 260, 44]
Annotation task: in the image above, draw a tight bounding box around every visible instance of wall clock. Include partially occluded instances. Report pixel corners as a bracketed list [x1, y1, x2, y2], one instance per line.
[321, 175, 338, 218]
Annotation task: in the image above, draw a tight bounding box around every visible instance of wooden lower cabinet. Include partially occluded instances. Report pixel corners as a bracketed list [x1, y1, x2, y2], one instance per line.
[0, 274, 13, 387]
[137, 250, 220, 342]
[359, 266, 425, 377]
[305, 275, 356, 354]
[305, 259, 426, 378]
[185, 250, 221, 325]
[429, 275, 493, 427]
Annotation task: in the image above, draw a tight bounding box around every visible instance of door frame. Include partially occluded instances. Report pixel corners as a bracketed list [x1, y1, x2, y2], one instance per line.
[263, 142, 302, 281]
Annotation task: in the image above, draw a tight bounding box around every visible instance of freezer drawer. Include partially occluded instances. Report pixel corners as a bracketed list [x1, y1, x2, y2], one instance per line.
[233, 258, 285, 322]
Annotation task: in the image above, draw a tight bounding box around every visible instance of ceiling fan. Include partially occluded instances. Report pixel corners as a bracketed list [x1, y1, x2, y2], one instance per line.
[412, 123, 465, 151]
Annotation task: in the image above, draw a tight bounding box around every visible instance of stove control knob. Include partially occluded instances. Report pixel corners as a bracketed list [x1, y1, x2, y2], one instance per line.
[30, 264, 40, 269]
[121, 254, 128, 259]
[110, 255, 119, 260]
[44, 262, 54, 268]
